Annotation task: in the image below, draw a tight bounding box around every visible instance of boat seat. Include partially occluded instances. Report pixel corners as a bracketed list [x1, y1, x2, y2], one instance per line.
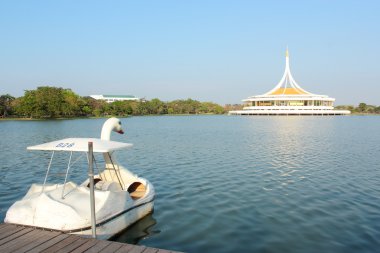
[95, 181, 122, 191]
[129, 190, 145, 199]
[83, 178, 102, 188]
[127, 182, 146, 200]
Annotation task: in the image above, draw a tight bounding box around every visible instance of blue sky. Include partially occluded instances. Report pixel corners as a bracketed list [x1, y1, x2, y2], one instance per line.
[0, 0, 379, 105]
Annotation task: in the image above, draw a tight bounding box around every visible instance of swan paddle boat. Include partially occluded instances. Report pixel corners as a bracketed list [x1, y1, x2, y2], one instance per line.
[4, 118, 155, 239]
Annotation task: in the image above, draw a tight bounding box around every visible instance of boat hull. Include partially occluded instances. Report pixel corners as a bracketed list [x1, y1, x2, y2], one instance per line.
[5, 180, 155, 239]
[72, 200, 154, 240]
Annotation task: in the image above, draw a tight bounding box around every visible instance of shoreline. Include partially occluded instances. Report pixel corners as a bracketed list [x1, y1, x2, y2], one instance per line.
[2, 112, 380, 121]
[0, 113, 224, 121]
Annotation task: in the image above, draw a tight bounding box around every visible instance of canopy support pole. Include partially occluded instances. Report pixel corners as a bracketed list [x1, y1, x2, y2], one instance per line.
[41, 151, 55, 194]
[88, 142, 97, 239]
[61, 151, 73, 199]
[107, 153, 125, 190]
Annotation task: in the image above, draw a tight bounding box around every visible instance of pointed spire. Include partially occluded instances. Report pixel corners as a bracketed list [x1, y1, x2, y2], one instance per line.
[262, 48, 313, 96]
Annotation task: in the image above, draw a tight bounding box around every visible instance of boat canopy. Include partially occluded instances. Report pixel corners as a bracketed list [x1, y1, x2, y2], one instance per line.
[27, 138, 133, 153]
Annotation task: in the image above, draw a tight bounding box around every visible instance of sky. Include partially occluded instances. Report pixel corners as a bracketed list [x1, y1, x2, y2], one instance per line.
[0, 0, 379, 105]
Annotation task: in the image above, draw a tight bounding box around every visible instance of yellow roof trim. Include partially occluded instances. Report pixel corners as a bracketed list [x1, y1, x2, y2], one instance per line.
[268, 87, 308, 95]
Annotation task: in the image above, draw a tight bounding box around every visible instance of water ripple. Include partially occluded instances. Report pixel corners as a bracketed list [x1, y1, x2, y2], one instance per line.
[1, 116, 380, 253]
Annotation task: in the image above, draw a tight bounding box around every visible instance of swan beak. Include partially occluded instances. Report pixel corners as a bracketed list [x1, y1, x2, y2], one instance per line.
[117, 130, 124, 134]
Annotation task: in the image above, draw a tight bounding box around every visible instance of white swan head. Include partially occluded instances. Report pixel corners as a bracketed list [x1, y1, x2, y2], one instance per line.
[101, 117, 124, 140]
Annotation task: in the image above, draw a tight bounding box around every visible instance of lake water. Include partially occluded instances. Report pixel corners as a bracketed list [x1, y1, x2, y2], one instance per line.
[0, 115, 380, 253]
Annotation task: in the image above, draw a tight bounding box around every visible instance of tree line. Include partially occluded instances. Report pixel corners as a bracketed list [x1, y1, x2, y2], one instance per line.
[2, 87, 379, 119]
[0, 86, 227, 118]
[335, 103, 380, 114]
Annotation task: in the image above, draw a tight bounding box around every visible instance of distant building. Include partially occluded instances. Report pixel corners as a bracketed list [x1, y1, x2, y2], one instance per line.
[229, 49, 350, 116]
[90, 95, 140, 103]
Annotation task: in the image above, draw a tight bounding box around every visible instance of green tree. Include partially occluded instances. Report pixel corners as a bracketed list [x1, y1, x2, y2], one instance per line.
[2, 86, 235, 118]
[82, 97, 107, 117]
[200, 102, 225, 114]
[15, 86, 76, 118]
[16, 90, 39, 118]
[150, 98, 167, 114]
[33, 86, 65, 118]
[0, 94, 15, 118]
[61, 89, 81, 117]
[357, 103, 367, 113]
[136, 101, 152, 115]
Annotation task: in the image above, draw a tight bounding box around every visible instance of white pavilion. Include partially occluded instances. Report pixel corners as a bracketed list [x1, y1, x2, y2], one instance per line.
[229, 49, 350, 115]
[90, 95, 140, 103]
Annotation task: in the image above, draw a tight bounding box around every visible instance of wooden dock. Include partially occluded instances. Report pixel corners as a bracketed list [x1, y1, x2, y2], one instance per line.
[0, 223, 182, 253]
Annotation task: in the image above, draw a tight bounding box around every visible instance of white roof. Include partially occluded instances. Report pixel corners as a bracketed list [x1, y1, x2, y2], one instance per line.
[27, 138, 133, 153]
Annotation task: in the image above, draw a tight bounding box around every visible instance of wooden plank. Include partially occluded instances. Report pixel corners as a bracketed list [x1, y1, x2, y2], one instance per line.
[0, 227, 42, 252]
[99, 241, 124, 253]
[83, 240, 111, 253]
[13, 230, 61, 253]
[157, 250, 173, 253]
[70, 239, 99, 253]
[55, 236, 89, 253]
[27, 234, 70, 253]
[128, 245, 147, 253]
[40, 235, 81, 253]
[114, 243, 135, 253]
[7, 229, 54, 253]
[0, 227, 34, 247]
[0, 223, 13, 233]
[143, 247, 159, 253]
[0, 225, 26, 241]
[0, 224, 182, 253]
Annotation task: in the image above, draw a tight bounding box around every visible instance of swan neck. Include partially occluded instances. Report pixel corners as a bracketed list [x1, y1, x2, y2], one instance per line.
[101, 123, 112, 140]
